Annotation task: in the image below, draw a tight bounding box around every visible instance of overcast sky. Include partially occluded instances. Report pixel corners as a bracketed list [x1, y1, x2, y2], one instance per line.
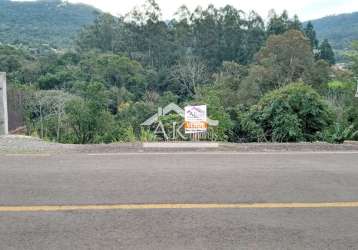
[66, 0, 358, 21]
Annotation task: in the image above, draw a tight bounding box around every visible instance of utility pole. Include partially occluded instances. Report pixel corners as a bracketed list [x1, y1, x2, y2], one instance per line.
[0, 72, 9, 135]
[355, 78, 358, 98]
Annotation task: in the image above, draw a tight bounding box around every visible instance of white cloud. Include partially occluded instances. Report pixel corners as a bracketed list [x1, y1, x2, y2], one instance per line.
[67, 0, 358, 21]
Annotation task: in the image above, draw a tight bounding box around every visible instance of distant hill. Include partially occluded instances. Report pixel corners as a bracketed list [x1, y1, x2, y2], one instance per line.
[0, 0, 100, 48]
[309, 12, 358, 51]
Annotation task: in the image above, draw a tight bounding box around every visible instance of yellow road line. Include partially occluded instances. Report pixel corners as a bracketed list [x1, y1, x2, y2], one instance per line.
[1, 202, 358, 212]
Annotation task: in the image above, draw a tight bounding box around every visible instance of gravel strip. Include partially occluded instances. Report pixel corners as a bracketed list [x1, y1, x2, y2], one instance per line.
[1, 135, 358, 154]
[0, 135, 71, 154]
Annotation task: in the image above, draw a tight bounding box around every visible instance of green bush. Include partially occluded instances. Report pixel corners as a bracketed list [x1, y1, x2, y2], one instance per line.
[195, 86, 234, 141]
[65, 96, 115, 144]
[140, 128, 157, 142]
[159, 113, 183, 140]
[320, 123, 358, 144]
[102, 125, 138, 143]
[235, 110, 266, 142]
[346, 99, 358, 131]
[240, 83, 334, 142]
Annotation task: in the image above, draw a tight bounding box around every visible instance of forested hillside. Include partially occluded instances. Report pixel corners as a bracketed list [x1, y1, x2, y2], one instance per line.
[1, 1, 358, 144]
[0, 0, 357, 54]
[0, 0, 99, 48]
[310, 12, 358, 50]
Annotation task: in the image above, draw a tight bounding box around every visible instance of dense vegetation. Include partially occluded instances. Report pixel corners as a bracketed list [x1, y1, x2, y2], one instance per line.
[1, 0, 358, 144]
[1, 0, 357, 62]
[0, 0, 98, 49]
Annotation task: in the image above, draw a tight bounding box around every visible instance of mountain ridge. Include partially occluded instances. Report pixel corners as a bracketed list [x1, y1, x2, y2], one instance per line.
[308, 11, 358, 51]
[0, 0, 100, 48]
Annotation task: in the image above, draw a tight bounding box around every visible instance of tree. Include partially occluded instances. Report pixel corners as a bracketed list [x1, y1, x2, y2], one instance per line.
[304, 21, 319, 49]
[289, 15, 302, 31]
[123, 0, 177, 69]
[306, 59, 332, 91]
[170, 56, 209, 97]
[245, 11, 266, 64]
[38, 71, 76, 90]
[76, 3, 268, 73]
[77, 14, 124, 53]
[190, 5, 222, 70]
[115, 101, 156, 134]
[267, 10, 288, 35]
[267, 10, 290, 35]
[52, 91, 75, 141]
[23, 90, 75, 141]
[217, 5, 249, 64]
[79, 53, 147, 99]
[171, 5, 193, 54]
[319, 39, 335, 65]
[326, 81, 352, 108]
[189, 5, 265, 69]
[240, 83, 333, 142]
[237, 65, 267, 105]
[0, 45, 37, 85]
[343, 41, 358, 138]
[65, 82, 115, 144]
[346, 40, 358, 74]
[211, 61, 248, 107]
[252, 30, 314, 91]
[195, 85, 234, 141]
[65, 96, 115, 144]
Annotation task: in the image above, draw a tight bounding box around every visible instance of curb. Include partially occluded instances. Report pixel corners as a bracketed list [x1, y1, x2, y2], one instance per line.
[142, 142, 219, 148]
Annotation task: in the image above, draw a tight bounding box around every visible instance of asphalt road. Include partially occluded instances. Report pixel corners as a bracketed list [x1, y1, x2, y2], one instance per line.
[1, 152, 358, 249]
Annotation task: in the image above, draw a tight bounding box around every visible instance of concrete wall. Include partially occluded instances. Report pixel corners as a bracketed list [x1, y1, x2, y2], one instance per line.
[0, 72, 8, 135]
[7, 87, 26, 131]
